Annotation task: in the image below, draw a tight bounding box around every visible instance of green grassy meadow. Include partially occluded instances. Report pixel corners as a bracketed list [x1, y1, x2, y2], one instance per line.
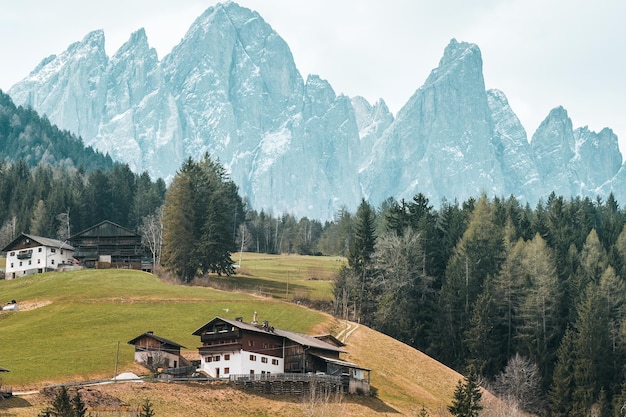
[0, 259, 339, 387]
[207, 252, 345, 301]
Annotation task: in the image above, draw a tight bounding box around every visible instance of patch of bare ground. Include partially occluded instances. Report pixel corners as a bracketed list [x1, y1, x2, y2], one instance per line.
[16, 300, 52, 311]
[0, 300, 52, 312]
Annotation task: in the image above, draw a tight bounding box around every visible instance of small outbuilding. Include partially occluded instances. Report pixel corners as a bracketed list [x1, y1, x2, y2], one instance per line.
[127, 332, 190, 373]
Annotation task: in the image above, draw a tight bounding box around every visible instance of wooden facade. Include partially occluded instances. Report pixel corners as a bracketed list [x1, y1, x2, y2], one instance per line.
[127, 332, 189, 370]
[193, 316, 370, 394]
[70, 220, 149, 270]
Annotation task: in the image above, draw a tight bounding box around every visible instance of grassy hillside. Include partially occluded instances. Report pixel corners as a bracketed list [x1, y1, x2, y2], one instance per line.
[207, 252, 344, 301]
[0, 255, 512, 416]
[0, 269, 331, 387]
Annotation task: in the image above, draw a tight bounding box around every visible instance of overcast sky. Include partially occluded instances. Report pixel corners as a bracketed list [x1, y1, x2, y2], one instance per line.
[1, 0, 625, 154]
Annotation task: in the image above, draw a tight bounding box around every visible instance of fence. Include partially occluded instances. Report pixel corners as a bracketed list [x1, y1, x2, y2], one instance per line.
[229, 373, 343, 395]
[229, 373, 341, 384]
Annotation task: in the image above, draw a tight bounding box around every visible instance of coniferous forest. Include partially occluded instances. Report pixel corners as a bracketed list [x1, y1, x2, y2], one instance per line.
[2, 85, 626, 413]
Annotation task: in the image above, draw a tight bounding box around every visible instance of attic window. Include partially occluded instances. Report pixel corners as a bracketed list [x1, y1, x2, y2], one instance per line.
[9, 252, 14, 256]
[51, 249, 56, 253]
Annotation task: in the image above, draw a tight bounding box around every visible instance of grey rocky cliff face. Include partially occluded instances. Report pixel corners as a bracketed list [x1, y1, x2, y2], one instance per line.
[8, 4, 625, 219]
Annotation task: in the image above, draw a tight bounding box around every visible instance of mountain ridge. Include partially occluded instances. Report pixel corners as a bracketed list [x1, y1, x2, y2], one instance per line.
[7, 2, 625, 220]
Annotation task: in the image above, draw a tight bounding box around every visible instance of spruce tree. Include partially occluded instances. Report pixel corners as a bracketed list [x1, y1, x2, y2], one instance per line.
[51, 386, 73, 416]
[448, 368, 483, 417]
[138, 398, 156, 417]
[347, 198, 377, 324]
[71, 391, 87, 417]
[162, 154, 244, 282]
[549, 328, 576, 417]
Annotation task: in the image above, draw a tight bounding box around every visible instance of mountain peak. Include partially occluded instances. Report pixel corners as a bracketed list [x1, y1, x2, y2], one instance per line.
[70, 29, 105, 52]
[7, 7, 626, 219]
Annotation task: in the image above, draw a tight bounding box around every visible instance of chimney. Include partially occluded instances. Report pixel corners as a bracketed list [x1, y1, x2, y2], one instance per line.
[252, 311, 258, 324]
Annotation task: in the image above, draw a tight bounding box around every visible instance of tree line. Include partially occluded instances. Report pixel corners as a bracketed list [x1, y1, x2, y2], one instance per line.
[333, 193, 626, 416]
[0, 160, 165, 247]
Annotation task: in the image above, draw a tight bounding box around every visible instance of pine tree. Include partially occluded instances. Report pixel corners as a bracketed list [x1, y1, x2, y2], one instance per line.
[347, 199, 377, 324]
[571, 283, 611, 416]
[516, 233, 561, 381]
[138, 398, 156, 417]
[71, 391, 87, 417]
[436, 196, 504, 367]
[162, 155, 243, 282]
[448, 368, 483, 417]
[549, 328, 576, 417]
[51, 386, 73, 416]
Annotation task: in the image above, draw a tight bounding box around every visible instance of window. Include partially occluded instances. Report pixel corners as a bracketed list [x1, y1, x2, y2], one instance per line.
[261, 357, 268, 364]
[224, 367, 230, 374]
[38, 248, 42, 253]
[206, 357, 212, 363]
[10, 263, 13, 268]
[213, 356, 220, 362]
[51, 249, 56, 253]
[250, 370, 255, 375]
[248, 340, 255, 347]
[19, 262, 22, 267]
[28, 260, 32, 265]
[224, 354, 230, 361]
[9, 252, 14, 256]
[263, 343, 268, 349]
[249, 355, 256, 361]
[51, 259, 55, 265]
[60, 250, 64, 254]
[272, 359, 279, 365]
[38, 259, 41, 264]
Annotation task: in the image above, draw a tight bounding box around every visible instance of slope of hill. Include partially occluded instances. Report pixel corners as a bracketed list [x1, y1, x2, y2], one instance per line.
[0, 267, 509, 416]
[0, 90, 113, 171]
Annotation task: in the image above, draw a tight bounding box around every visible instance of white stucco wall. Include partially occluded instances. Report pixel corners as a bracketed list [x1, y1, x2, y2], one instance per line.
[134, 350, 181, 369]
[200, 349, 283, 378]
[5, 246, 74, 278]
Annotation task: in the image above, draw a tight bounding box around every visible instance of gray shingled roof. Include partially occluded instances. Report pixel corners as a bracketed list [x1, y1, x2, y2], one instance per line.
[193, 317, 345, 353]
[23, 234, 74, 251]
[127, 332, 186, 349]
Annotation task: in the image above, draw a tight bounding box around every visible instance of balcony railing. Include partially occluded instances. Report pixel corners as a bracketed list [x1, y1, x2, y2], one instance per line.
[201, 330, 239, 343]
[229, 372, 341, 384]
[17, 250, 32, 259]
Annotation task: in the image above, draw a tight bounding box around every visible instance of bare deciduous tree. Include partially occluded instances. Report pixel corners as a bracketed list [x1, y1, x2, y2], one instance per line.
[140, 206, 164, 271]
[141, 349, 169, 374]
[0, 216, 16, 250]
[301, 382, 344, 417]
[494, 353, 545, 414]
[56, 209, 70, 241]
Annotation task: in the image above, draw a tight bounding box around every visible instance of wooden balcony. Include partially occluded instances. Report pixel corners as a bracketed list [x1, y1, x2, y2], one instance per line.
[17, 250, 32, 259]
[200, 329, 240, 343]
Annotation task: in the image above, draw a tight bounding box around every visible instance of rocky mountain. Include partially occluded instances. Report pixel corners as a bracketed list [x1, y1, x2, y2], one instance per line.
[8, 2, 626, 220]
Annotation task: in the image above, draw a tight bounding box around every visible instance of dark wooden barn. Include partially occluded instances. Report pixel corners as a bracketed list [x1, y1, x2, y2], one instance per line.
[70, 220, 150, 270]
